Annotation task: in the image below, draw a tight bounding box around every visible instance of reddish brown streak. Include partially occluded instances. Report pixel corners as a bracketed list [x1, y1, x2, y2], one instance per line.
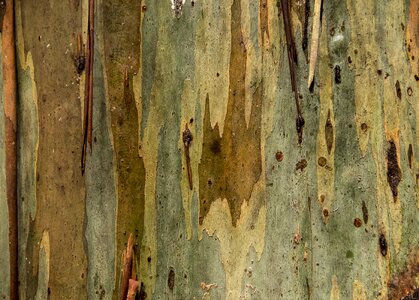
[81, 0, 95, 174]
[279, 0, 304, 144]
[183, 124, 193, 190]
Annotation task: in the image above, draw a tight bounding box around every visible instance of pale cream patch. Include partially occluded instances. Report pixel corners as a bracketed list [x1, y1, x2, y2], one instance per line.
[330, 275, 340, 300]
[316, 19, 335, 215]
[201, 178, 266, 299]
[194, 0, 233, 136]
[352, 279, 366, 300]
[35, 231, 50, 300]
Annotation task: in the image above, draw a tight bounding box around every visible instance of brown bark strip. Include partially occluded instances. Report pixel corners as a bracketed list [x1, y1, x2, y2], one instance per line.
[279, 0, 305, 144]
[81, 0, 94, 174]
[2, 0, 18, 298]
[120, 233, 134, 300]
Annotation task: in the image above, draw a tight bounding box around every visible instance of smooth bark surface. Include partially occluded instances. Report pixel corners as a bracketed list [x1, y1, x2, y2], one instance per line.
[0, 0, 418, 299]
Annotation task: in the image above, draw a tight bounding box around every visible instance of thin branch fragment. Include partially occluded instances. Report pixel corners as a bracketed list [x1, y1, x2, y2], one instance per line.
[308, 0, 322, 89]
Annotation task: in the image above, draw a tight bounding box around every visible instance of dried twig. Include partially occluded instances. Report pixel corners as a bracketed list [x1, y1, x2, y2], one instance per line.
[308, 0, 322, 89]
[2, 0, 18, 298]
[81, 0, 94, 174]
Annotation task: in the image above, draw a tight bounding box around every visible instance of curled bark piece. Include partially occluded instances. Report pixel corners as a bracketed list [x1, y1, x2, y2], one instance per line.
[120, 233, 134, 300]
[308, 0, 322, 89]
[127, 279, 140, 300]
[2, 0, 18, 298]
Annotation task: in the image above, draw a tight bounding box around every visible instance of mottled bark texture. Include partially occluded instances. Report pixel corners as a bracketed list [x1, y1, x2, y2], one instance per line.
[0, 0, 417, 299]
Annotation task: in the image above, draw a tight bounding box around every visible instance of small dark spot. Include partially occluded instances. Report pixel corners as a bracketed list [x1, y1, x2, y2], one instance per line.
[385, 72, 390, 79]
[361, 123, 368, 132]
[353, 218, 362, 227]
[48, 287, 51, 295]
[387, 140, 401, 200]
[319, 195, 325, 204]
[415, 75, 419, 81]
[379, 234, 387, 256]
[334, 65, 341, 84]
[147, 256, 151, 263]
[207, 179, 212, 186]
[395, 80, 402, 100]
[168, 268, 175, 291]
[407, 87, 413, 96]
[296, 115, 305, 144]
[318, 157, 327, 167]
[354, 49, 358, 55]
[309, 80, 315, 93]
[346, 250, 354, 258]
[322, 209, 329, 218]
[189, 118, 194, 123]
[377, 69, 382, 76]
[295, 159, 308, 171]
[191, 0, 195, 6]
[347, 56, 352, 64]
[94, 136, 97, 143]
[210, 140, 221, 154]
[408, 144, 413, 169]
[362, 200, 368, 224]
[275, 151, 284, 162]
[401, 23, 405, 31]
[329, 27, 335, 36]
[142, 5, 147, 11]
[216, 72, 220, 77]
[37, 173, 40, 182]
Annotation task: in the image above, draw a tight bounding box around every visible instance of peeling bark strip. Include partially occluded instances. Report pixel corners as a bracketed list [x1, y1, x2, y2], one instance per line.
[120, 234, 134, 300]
[386, 140, 401, 200]
[127, 279, 140, 300]
[279, 0, 304, 144]
[308, 0, 322, 89]
[2, 0, 18, 298]
[388, 251, 419, 299]
[81, 0, 94, 174]
[183, 124, 193, 190]
[199, 0, 262, 227]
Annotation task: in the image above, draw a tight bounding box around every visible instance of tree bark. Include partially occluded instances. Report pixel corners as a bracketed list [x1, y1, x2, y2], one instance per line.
[0, 0, 417, 299]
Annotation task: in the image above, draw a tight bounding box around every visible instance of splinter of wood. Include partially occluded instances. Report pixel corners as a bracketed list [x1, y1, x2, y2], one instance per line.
[308, 0, 322, 89]
[81, 0, 95, 174]
[127, 279, 140, 300]
[120, 233, 134, 300]
[183, 123, 193, 190]
[280, 0, 305, 144]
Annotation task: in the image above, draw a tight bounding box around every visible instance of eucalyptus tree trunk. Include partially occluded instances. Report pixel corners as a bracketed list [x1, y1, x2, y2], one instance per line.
[0, 0, 418, 299]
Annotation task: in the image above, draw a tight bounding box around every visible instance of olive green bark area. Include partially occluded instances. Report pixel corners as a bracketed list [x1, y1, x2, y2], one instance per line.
[199, 0, 263, 227]
[102, 1, 145, 297]
[17, 1, 87, 299]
